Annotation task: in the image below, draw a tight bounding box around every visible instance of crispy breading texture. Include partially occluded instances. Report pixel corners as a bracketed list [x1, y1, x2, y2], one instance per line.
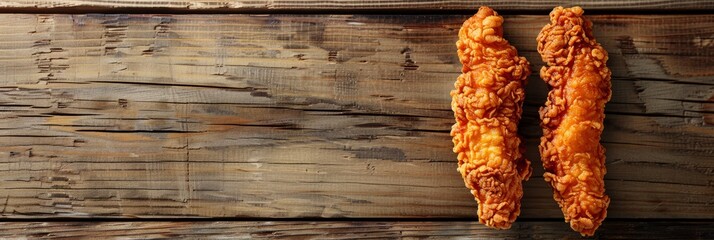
[451, 6, 532, 229]
[536, 6, 612, 236]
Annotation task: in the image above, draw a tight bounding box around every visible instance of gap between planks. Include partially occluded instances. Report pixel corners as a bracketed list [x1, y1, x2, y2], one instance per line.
[0, 0, 712, 14]
[0, 221, 712, 239]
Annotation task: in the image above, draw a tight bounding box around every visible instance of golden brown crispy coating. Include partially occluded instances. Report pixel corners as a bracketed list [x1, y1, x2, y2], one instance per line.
[451, 6, 531, 229]
[536, 6, 611, 236]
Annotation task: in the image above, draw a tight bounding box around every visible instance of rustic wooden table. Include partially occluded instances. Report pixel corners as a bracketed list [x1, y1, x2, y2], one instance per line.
[0, 0, 712, 239]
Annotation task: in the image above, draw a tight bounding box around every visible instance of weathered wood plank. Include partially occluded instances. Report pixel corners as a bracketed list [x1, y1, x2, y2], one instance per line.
[0, 0, 712, 12]
[0, 14, 711, 219]
[0, 221, 712, 239]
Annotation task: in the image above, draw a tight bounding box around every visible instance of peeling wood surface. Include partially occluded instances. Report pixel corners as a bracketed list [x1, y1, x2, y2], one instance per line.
[0, 221, 712, 239]
[0, 0, 712, 12]
[0, 14, 711, 219]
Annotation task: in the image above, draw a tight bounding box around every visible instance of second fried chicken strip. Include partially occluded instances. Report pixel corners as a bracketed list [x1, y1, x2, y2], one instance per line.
[536, 6, 611, 236]
[451, 6, 531, 229]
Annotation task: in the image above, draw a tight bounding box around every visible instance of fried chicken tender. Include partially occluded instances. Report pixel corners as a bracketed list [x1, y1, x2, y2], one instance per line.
[451, 6, 532, 229]
[536, 6, 611, 236]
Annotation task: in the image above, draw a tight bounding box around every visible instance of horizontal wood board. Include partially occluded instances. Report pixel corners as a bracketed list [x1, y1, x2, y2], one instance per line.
[0, 14, 711, 219]
[0, 0, 712, 12]
[0, 221, 713, 239]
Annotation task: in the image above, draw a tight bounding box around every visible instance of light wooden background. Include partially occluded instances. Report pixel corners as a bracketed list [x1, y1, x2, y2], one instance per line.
[0, 0, 712, 239]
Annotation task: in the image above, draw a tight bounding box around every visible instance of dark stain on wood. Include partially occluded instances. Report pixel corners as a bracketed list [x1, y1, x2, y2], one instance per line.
[350, 147, 406, 161]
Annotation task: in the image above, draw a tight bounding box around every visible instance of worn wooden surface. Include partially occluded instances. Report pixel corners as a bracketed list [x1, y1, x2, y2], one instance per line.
[1, 221, 713, 239]
[0, 14, 711, 219]
[0, 0, 712, 12]
[0, 221, 714, 240]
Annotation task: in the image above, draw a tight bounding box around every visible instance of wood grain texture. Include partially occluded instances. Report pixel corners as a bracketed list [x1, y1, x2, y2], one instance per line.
[0, 0, 712, 12]
[0, 14, 711, 219]
[1, 221, 713, 239]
